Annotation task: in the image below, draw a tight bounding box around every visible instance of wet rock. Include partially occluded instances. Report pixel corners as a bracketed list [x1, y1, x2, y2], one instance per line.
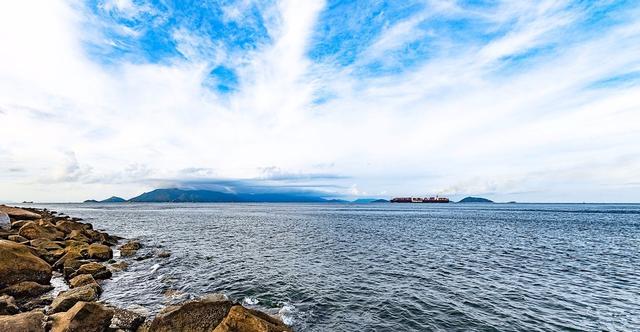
[213, 305, 293, 332]
[0, 281, 53, 298]
[50, 285, 98, 313]
[69, 274, 101, 294]
[0, 212, 9, 231]
[18, 220, 64, 241]
[71, 262, 112, 280]
[148, 294, 234, 332]
[0, 205, 41, 220]
[8, 234, 28, 243]
[50, 301, 114, 332]
[119, 240, 142, 257]
[135, 253, 154, 261]
[88, 243, 113, 261]
[0, 309, 45, 331]
[0, 240, 52, 288]
[0, 295, 19, 315]
[156, 250, 171, 258]
[110, 261, 129, 272]
[110, 307, 146, 331]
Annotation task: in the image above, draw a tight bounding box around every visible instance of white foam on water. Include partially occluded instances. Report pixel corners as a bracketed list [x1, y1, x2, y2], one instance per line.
[49, 272, 69, 298]
[278, 303, 296, 326]
[150, 263, 161, 273]
[243, 297, 260, 305]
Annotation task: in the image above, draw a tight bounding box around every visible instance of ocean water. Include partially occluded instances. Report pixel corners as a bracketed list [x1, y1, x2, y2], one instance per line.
[33, 203, 640, 331]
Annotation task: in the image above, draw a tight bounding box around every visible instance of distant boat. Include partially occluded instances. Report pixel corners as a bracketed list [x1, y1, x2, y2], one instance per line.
[21, 201, 34, 204]
[390, 197, 450, 203]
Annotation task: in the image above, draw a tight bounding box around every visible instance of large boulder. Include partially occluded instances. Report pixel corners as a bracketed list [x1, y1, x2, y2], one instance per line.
[0, 240, 52, 288]
[88, 243, 112, 261]
[50, 301, 114, 332]
[0, 310, 45, 331]
[0, 205, 41, 220]
[18, 221, 64, 241]
[0, 212, 9, 231]
[7, 234, 28, 243]
[213, 305, 293, 332]
[0, 295, 18, 315]
[55, 220, 90, 234]
[148, 295, 234, 332]
[0, 281, 53, 298]
[50, 285, 98, 313]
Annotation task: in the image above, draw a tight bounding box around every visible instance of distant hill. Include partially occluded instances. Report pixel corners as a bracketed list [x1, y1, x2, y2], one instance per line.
[83, 199, 99, 203]
[353, 198, 389, 203]
[128, 188, 328, 203]
[101, 196, 126, 203]
[459, 196, 494, 203]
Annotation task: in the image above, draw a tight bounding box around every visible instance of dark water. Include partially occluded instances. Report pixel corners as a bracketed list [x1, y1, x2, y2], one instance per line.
[33, 203, 640, 331]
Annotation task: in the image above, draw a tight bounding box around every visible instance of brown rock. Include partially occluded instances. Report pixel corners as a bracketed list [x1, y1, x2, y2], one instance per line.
[30, 239, 64, 250]
[66, 230, 91, 243]
[69, 274, 101, 294]
[119, 240, 141, 257]
[55, 220, 90, 234]
[71, 262, 112, 280]
[50, 301, 114, 332]
[11, 220, 30, 230]
[156, 250, 171, 258]
[0, 240, 52, 288]
[0, 205, 41, 220]
[88, 243, 113, 261]
[110, 261, 129, 272]
[148, 295, 233, 332]
[0, 281, 53, 298]
[18, 221, 64, 241]
[50, 285, 98, 313]
[0, 310, 45, 331]
[110, 307, 146, 331]
[213, 305, 292, 332]
[0, 294, 19, 315]
[8, 234, 28, 243]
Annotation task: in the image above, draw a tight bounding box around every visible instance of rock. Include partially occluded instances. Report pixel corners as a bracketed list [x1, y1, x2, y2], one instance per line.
[50, 301, 114, 332]
[0, 295, 19, 315]
[8, 234, 28, 243]
[69, 274, 101, 294]
[110, 307, 146, 331]
[71, 262, 111, 280]
[0, 281, 53, 298]
[55, 220, 90, 234]
[66, 230, 91, 243]
[0, 212, 9, 231]
[156, 250, 171, 258]
[110, 261, 129, 272]
[0, 310, 45, 331]
[148, 295, 234, 332]
[11, 220, 30, 230]
[0, 205, 41, 220]
[119, 240, 141, 257]
[50, 285, 98, 313]
[0, 240, 52, 288]
[213, 305, 293, 332]
[88, 243, 113, 261]
[18, 221, 65, 241]
[31, 239, 64, 250]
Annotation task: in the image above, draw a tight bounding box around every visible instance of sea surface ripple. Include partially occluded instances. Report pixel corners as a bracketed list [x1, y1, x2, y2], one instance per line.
[35, 203, 640, 331]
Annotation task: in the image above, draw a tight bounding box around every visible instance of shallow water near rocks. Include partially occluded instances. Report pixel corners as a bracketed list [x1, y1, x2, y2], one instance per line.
[31, 203, 640, 331]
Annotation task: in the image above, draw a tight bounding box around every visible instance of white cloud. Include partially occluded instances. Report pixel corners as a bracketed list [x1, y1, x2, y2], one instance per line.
[0, 0, 638, 202]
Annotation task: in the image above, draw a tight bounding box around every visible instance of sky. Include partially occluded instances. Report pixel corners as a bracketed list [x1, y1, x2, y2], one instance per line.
[0, 0, 639, 203]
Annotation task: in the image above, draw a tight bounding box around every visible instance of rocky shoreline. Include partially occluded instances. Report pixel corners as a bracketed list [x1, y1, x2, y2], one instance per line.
[0, 205, 293, 332]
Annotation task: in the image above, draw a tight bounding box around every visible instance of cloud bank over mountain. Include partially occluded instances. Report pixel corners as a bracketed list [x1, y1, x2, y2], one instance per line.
[1, 1, 639, 202]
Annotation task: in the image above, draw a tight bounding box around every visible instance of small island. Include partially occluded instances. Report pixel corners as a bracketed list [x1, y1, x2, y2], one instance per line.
[458, 197, 494, 203]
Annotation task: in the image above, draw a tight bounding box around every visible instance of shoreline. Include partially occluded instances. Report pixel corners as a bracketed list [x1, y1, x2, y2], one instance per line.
[0, 204, 293, 332]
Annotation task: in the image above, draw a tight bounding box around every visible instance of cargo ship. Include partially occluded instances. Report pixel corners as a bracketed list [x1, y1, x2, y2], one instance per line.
[390, 196, 450, 203]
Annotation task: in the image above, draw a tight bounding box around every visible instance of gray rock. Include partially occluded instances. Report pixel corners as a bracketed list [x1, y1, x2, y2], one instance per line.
[0, 212, 9, 231]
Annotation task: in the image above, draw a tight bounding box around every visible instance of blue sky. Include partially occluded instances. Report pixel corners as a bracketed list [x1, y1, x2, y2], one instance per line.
[0, 0, 639, 202]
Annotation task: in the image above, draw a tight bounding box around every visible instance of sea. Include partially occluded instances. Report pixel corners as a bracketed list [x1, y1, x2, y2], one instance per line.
[29, 202, 640, 331]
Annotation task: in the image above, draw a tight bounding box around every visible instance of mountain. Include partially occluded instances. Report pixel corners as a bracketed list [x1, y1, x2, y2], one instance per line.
[101, 196, 126, 203]
[352, 198, 389, 203]
[459, 196, 494, 203]
[83, 199, 99, 203]
[128, 188, 328, 203]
